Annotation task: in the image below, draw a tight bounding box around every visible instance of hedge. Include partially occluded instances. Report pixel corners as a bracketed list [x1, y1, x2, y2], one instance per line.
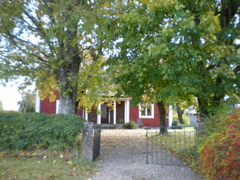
[0, 112, 85, 151]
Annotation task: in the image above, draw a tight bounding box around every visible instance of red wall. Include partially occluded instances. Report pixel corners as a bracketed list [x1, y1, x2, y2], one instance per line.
[130, 103, 160, 127]
[40, 98, 57, 114]
[40, 91, 84, 117]
[76, 108, 83, 117]
[40, 91, 59, 114]
[39, 93, 166, 127]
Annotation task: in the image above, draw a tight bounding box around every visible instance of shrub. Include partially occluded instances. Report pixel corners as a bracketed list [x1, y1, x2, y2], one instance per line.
[198, 109, 240, 180]
[0, 112, 85, 151]
[173, 113, 190, 125]
[123, 121, 139, 129]
[171, 120, 183, 129]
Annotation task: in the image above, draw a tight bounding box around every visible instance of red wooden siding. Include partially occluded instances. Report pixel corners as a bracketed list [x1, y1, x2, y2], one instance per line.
[38, 92, 167, 127]
[40, 98, 56, 114]
[130, 103, 160, 127]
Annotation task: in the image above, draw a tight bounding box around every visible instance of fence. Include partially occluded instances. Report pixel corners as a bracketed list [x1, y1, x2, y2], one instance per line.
[146, 126, 196, 166]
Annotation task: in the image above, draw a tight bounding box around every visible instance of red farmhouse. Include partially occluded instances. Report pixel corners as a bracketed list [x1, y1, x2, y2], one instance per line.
[36, 92, 172, 127]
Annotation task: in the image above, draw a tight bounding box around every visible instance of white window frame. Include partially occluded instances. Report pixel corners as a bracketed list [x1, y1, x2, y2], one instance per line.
[139, 103, 154, 118]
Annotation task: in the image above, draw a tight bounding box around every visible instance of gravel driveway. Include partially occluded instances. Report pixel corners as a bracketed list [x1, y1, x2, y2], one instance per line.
[89, 129, 204, 180]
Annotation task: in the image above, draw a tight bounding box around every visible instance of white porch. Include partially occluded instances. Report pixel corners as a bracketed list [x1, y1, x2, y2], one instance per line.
[83, 98, 131, 125]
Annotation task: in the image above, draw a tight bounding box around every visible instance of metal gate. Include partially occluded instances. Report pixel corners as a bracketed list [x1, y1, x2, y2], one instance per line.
[146, 126, 196, 166]
[93, 125, 101, 161]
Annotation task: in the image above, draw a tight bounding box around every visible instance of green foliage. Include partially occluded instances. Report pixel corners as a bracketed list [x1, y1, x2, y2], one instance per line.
[198, 109, 240, 179]
[18, 90, 36, 113]
[123, 121, 139, 129]
[0, 113, 85, 151]
[173, 114, 190, 125]
[0, 0, 117, 114]
[171, 120, 182, 129]
[109, 0, 240, 122]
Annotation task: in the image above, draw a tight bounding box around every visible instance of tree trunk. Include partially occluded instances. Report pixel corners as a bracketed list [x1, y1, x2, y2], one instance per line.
[56, 65, 80, 114]
[197, 97, 209, 122]
[157, 101, 167, 133]
[59, 93, 76, 114]
[176, 103, 184, 124]
[54, 1, 82, 115]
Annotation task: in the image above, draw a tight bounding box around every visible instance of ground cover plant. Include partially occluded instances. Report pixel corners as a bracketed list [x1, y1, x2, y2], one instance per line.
[0, 112, 98, 179]
[198, 109, 240, 180]
[123, 121, 139, 129]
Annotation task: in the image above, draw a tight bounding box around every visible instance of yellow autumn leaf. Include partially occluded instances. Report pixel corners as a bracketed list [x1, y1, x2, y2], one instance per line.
[32, 152, 37, 156]
[66, 161, 73, 166]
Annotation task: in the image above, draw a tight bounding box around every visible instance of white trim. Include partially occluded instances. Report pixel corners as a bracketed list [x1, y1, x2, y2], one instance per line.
[113, 101, 116, 124]
[168, 105, 173, 126]
[118, 97, 132, 101]
[56, 100, 60, 114]
[97, 104, 101, 124]
[139, 103, 154, 119]
[85, 109, 88, 121]
[108, 108, 111, 123]
[124, 100, 130, 123]
[35, 91, 40, 113]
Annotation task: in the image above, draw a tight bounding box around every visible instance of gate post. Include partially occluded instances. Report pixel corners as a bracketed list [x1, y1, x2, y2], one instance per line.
[93, 124, 101, 161]
[82, 122, 94, 161]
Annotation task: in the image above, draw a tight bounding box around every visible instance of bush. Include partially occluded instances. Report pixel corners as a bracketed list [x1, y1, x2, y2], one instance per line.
[171, 120, 183, 129]
[198, 109, 240, 180]
[173, 113, 190, 125]
[123, 121, 139, 129]
[0, 112, 85, 151]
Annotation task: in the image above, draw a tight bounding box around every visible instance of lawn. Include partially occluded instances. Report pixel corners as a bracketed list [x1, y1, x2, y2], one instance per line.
[0, 151, 97, 180]
[0, 134, 97, 180]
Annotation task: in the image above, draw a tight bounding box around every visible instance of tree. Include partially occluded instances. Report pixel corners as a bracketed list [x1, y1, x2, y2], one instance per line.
[108, 1, 181, 132]
[0, 0, 115, 114]
[176, 0, 240, 120]
[109, 0, 239, 126]
[18, 90, 36, 113]
[173, 96, 197, 124]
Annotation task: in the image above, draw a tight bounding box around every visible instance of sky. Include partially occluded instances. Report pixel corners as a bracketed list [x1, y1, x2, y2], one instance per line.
[0, 83, 21, 111]
[0, 79, 35, 111]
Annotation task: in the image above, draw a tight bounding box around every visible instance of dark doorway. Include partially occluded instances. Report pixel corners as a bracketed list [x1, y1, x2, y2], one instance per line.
[101, 104, 113, 124]
[116, 101, 125, 123]
[88, 108, 97, 123]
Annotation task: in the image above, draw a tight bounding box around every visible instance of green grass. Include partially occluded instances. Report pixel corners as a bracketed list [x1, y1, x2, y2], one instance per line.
[0, 135, 97, 180]
[0, 155, 97, 180]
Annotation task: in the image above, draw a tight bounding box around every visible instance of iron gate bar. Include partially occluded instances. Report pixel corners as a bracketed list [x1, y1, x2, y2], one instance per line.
[146, 126, 196, 166]
[93, 124, 101, 161]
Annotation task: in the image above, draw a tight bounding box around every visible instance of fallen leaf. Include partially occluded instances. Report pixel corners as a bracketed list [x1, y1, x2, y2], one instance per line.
[66, 161, 73, 166]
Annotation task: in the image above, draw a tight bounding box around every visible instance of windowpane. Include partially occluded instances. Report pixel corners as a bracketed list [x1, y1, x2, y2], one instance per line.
[139, 103, 154, 118]
[147, 108, 151, 116]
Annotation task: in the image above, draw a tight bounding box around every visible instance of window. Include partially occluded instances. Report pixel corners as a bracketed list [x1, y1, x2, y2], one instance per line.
[139, 103, 154, 118]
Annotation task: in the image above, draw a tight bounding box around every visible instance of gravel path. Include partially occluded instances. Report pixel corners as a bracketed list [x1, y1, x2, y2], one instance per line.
[89, 129, 204, 180]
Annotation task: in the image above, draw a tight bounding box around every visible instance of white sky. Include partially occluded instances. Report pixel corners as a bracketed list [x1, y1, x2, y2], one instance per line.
[0, 82, 22, 111]
[0, 79, 35, 111]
